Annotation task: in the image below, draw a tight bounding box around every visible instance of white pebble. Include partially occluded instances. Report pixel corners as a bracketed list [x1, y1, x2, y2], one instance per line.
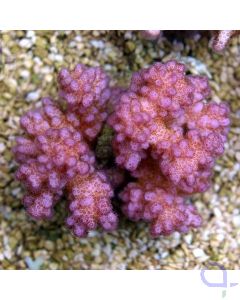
[50, 46, 58, 54]
[216, 233, 225, 242]
[20, 69, 30, 79]
[69, 41, 76, 48]
[184, 234, 193, 245]
[232, 216, 240, 227]
[33, 57, 43, 65]
[26, 90, 40, 102]
[193, 248, 205, 258]
[213, 207, 222, 218]
[0, 143, 6, 153]
[92, 247, 101, 257]
[11, 187, 21, 197]
[75, 35, 82, 42]
[4, 250, 12, 260]
[202, 230, 210, 241]
[129, 249, 138, 259]
[90, 40, 105, 49]
[19, 38, 32, 49]
[48, 53, 63, 62]
[161, 251, 169, 259]
[26, 30, 35, 39]
[41, 66, 52, 74]
[55, 54, 63, 62]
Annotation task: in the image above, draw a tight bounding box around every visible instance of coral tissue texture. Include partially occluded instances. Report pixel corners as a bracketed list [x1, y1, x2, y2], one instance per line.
[13, 64, 118, 237]
[109, 60, 230, 236]
[58, 64, 110, 141]
[13, 61, 230, 238]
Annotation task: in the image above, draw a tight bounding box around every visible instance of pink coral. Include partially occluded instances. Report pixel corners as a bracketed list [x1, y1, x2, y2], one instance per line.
[121, 181, 202, 237]
[109, 60, 230, 236]
[120, 158, 202, 236]
[66, 171, 117, 237]
[14, 97, 92, 219]
[13, 66, 118, 237]
[210, 30, 239, 52]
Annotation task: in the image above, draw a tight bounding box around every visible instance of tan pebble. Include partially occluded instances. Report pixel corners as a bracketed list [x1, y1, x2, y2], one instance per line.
[44, 241, 55, 251]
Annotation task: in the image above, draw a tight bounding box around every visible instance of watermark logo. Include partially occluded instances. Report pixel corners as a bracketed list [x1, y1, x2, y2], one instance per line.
[200, 262, 238, 298]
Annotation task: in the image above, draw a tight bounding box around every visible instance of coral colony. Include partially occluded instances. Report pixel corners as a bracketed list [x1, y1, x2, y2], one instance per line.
[13, 60, 230, 238]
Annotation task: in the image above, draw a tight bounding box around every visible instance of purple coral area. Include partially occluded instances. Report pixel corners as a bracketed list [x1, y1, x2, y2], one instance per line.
[108, 60, 230, 236]
[13, 61, 230, 238]
[121, 182, 202, 237]
[13, 65, 118, 237]
[209, 30, 239, 52]
[58, 64, 110, 141]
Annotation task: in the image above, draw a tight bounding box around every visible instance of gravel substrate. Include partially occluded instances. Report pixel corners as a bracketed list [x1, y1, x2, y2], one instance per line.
[0, 30, 240, 270]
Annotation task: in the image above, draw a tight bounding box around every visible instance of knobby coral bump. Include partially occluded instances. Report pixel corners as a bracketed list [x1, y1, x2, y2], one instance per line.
[13, 61, 230, 238]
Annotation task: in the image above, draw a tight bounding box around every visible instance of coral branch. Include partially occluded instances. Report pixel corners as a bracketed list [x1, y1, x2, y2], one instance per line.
[121, 181, 202, 236]
[66, 171, 118, 237]
[13, 65, 118, 237]
[210, 30, 238, 52]
[58, 64, 111, 141]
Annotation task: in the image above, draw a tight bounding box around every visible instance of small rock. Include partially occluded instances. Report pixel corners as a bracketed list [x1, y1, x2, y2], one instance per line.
[193, 248, 205, 258]
[4, 78, 17, 93]
[44, 240, 55, 251]
[0, 143, 6, 153]
[48, 53, 63, 62]
[232, 216, 240, 227]
[213, 207, 222, 218]
[25, 257, 44, 270]
[129, 249, 138, 259]
[216, 233, 225, 242]
[19, 69, 30, 79]
[11, 187, 22, 197]
[161, 251, 169, 259]
[26, 90, 40, 102]
[90, 40, 105, 49]
[26, 30, 36, 39]
[4, 250, 12, 260]
[184, 234, 193, 245]
[19, 38, 32, 49]
[55, 54, 63, 62]
[125, 41, 136, 52]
